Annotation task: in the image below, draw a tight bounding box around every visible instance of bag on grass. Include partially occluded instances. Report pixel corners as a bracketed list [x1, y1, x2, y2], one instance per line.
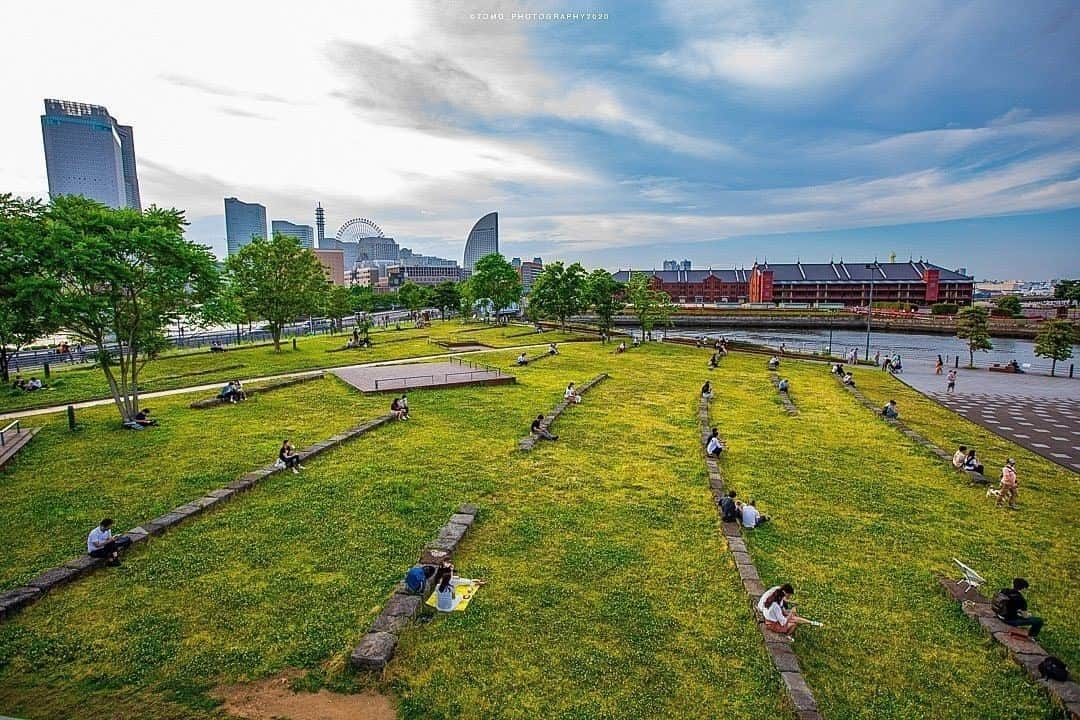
[991, 590, 1015, 619]
[1039, 656, 1068, 682]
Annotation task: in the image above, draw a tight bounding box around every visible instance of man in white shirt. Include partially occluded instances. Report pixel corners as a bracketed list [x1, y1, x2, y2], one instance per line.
[705, 428, 724, 457]
[87, 518, 127, 566]
[740, 500, 770, 529]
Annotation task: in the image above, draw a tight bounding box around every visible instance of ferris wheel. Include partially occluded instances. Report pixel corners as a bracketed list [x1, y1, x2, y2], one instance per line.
[335, 217, 384, 242]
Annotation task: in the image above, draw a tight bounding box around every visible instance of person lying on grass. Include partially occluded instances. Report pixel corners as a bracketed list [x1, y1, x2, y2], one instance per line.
[432, 562, 486, 612]
[531, 414, 557, 441]
[706, 428, 724, 457]
[758, 584, 818, 639]
[738, 499, 770, 529]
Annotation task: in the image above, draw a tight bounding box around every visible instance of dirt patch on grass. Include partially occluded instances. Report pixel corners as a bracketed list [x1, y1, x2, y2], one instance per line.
[215, 672, 395, 720]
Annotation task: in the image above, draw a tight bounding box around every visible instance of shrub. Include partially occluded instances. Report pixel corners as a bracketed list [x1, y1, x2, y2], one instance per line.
[931, 303, 959, 315]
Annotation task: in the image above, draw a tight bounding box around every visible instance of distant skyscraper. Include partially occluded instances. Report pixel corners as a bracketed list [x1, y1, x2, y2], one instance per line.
[463, 212, 499, 271]
[272, 220, 314, 248]
[663, 260, 677, 271]
[315, 202, 326, 246]
[224, 197, 268, 256]
[41, 99, 141, 210]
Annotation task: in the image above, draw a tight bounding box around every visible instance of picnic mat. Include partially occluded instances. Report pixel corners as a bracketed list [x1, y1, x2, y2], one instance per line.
[425, 581, 481, 612]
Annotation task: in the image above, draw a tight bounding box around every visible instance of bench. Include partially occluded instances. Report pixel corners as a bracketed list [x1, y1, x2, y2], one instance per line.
[0, 420, 40, 470]
[189, 372, 324, 409]
[350, 502, 479, 671]
[518, 373, 609, 451]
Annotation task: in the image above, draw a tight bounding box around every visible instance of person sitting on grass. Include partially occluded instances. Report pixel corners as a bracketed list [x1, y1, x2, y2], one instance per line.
[767, 356, 780, 370]
[841, 372, 856, 386]
[391, 396, 406, 420]
[706, 428, 724, 457]
[758, 584, 814, 639]
[992, 578, 1044, 638]
[516, 352, 529, 365]
[400, 393, 410, 420]
[278, 439, 304, 474]
[701, 381, 714, 399]
[831, 362, 845, 376]
[548, 342, 559, 355]
[87, 518, 131, 567]
[719, 490, 739, 523]
[26, 377, 43, 391]
[210, 340, 225, 353]
[531, 414, 558, 441]
[963, 448, 984, 475]
[881, 400, 899, 419]
[616, 341, 627, 353]
[997, 458, 1019, 509]
[564, 382, 582, 404]
[404, 564, 438, 594]
[632, 337, 641, 348]
[432, 562, 486, 612]
[739, 499, 770, 529]
[777, 378, 790, 392]
[134, 408, 158, 426]
[952, 445, 968, 470]
[709, 353, 719, 369]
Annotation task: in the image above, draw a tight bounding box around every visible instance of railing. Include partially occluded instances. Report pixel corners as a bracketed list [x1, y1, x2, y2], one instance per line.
[373, 374, 435, 391]
[449, 355, 502, 376]
[0, 419, 20, 446]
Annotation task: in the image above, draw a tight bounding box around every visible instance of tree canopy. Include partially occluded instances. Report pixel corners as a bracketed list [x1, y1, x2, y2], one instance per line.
[323, 284, 355, 331]
[626, 272, 675, 338]
[41, 195, 219, 421]
[994, 295, 1022, 317]
[528, 261, 587, 329]
[0, 194, 60, 382]
[432, 281, 462, 320]
[585, 269, 624, 340]
[1054, 279, 1080, 304]
[1034, 319, 1077, 376]
[956, 306, 993, 367]
[225, 233, 330, 351]
[397, 281, 433, 315]
[469, 253, 521, 318]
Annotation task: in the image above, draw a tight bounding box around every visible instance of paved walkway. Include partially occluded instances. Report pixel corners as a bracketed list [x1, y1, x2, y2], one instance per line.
[333, 361, 507, 393]
[0, 343, 552, 421]
[896, 359, 1080, 472]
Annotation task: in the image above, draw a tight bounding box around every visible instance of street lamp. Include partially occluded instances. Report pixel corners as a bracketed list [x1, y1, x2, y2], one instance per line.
[864, 261, 879, 362]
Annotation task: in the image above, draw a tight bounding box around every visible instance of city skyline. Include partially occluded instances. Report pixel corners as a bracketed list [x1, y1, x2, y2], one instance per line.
[3, 1, 1078, 278]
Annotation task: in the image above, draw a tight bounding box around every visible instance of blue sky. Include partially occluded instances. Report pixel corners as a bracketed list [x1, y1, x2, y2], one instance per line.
[2, 0, 1078, 278]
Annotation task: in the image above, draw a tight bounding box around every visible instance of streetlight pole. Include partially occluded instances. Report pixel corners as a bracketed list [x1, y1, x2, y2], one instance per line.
[864, 262, 878, 362]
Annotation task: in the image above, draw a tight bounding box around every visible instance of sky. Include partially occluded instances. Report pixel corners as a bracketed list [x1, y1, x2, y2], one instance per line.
[1, 0, 1078, 279]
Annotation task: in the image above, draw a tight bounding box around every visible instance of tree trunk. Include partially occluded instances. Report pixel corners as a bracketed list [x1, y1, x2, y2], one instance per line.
[968, 346, 974, 368]
[1051, 358, 1057, 377]
[272, 325, 282, 352]
[0, 346, 8, 384]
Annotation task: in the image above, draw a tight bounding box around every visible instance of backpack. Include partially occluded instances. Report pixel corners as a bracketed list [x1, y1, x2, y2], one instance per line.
[991, 590, 1016, 619]
[1039, 656, 1069, 682]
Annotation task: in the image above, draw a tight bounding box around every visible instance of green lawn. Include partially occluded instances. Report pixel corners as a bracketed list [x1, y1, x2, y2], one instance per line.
[0, 322, 585, 414]
[0, 343, 1073, 719]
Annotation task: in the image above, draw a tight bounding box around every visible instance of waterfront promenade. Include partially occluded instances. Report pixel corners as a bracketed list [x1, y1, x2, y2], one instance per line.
[897, 360, 1080, 472]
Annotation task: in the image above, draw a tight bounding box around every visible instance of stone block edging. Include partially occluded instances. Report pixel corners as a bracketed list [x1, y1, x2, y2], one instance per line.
[518, 373, 609, 451]
[939, 577, 1080, 719]
[0, 412, 395, 623]
[768, 371, 799, 416]
[189, 372, 325, 409]
[698, 396, 822, 718]
[834, 375, 991, 484]
[350, 502, 478, 671]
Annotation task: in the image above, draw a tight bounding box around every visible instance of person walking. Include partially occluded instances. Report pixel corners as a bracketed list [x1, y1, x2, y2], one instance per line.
[935, 355, 944, 375]
[946, 369, 957, 393]
[997, 458, 1019, 509]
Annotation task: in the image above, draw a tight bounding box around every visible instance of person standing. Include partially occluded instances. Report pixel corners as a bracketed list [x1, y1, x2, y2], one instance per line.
[946, 369, 957, 393]
[997, 459, 1019, 508]
[935, 355, 944, 375]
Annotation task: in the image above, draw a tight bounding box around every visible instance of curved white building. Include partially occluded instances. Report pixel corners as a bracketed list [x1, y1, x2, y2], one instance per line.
[463, 212, 499, 271]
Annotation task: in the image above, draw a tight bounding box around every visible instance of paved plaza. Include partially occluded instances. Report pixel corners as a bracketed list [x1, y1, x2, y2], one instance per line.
[896, 360, 1080, 472]
[332, 360, 512, 393]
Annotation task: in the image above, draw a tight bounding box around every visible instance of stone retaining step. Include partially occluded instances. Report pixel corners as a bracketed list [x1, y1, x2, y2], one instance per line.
[698, 396, 822, 718]
[769, 371, 799, 415]
[939, 577, 1080, 718]
[351, 502, 479, 672]
[0, 413, 395, 624]
[518, 373, 609, 451]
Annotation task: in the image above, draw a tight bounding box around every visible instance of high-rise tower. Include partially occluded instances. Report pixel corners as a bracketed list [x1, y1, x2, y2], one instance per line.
[224, 197, 268, 256]
[463, 212, 499, 271]
[315, 203, 326, 247]
[41, 99, 141, 210]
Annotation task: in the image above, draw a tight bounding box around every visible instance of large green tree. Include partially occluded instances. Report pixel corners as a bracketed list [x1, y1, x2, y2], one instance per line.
[432, 280, 461, 320]
[0, 195, 60, 383]
[626, 272, 675, 339]
[225, 233, 330, 351]
[323, 284, 354, 332]
[469, 253, 521, 320]
[1054, 279, 1080, 305]
[956, 306, 993, 367]
[42, 195, 218, 422]
[585, 269, 624, 341]
[397, 281, 432, 316]
[994, 295, 1022, 317]
[528, 261, 587, 329]
[1034, 319, 1077, 377]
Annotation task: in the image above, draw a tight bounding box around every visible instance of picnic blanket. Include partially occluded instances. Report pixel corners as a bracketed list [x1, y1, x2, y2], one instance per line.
[425, 581, 481, 612]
